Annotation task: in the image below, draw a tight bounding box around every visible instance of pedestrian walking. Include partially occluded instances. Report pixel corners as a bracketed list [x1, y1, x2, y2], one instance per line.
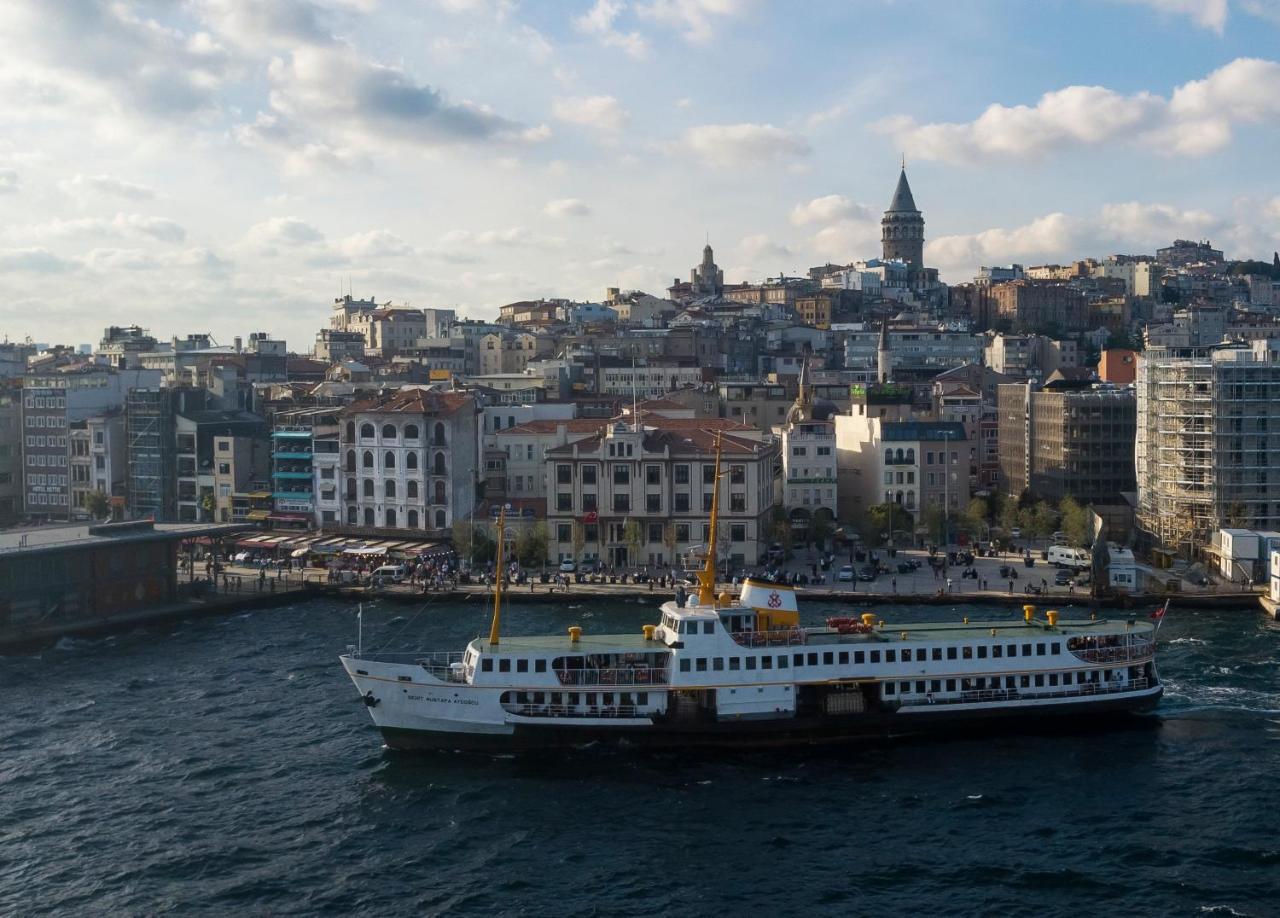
[891, 577, 897, 594]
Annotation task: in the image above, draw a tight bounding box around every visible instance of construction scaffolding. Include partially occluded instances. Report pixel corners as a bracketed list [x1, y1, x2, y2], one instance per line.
[1137, 342, 1280, 558]
[125, 389, 175, 521]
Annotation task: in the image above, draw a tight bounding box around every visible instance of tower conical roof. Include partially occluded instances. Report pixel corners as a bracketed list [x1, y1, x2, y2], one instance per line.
[887, 168, 918, 213]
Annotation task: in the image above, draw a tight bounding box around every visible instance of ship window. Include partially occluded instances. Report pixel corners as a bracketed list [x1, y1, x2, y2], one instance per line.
[729, 658, 740, 671]
[638, 692, 648, 704]
[884, 682, 896, 695]
[703, 621, 715, 634]
[534, 693, 545, 704]
[974, 678, 985, 690]
[870, 651, 881, 663]
[1051, 642, 1061, 654]
[1034, 674, 1045, 687]
[1023, 644, 1032, 656]
[1020, 675, 1030, 688]
[931, 648, 941, 661]
[977, 646, 987, 659]
[839, 652, 849, 665]
[762, 657, 773, 670]
[1006, 677, 1016, 689]
[946, 647, 957, 660]
[808, 653, 818, 666]
[778, 655, 788, 669]
[499, 659, 511, 673]
[482, 659, 493, 672]
[962, 646, 973, 660]
[946, 679, 956, 691]
[931, 680, 941, 692]
[680, 659, 691, 672]
[746, 657, 757, 670]
[551, 693, 562, 705]
[916, 681, 926, 694]
[992, 645, 1002, 658]
[536, 659, 547, 673]
[516, 692, 527, 704]
[900, 682, 911, 694]
[602, 693, 612, 705]
[696, 658, 707, 672]
[517, 659, 528, 672]
[886, 650, 896, 663]
[1036, 643, 1046, 656]
[1007, 645, 1017, 657]
[823, 652, 833, 666]
[1049, 674, 1059, 686]
[713, 658, 724, 671]
[793, 653, 804, 667]
[854, 651, 865, 664]
[587, 693, 597, 705]
[569, 693, 580, 705]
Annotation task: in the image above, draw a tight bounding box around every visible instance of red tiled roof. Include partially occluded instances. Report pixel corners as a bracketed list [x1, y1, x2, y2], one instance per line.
[344, 388, 474, 416]
[546, 429, 764, 457]
[495, 416, 755, 437]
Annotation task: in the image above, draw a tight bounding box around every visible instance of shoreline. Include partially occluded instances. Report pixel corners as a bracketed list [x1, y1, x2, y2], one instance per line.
[2, 579, 1266, 652]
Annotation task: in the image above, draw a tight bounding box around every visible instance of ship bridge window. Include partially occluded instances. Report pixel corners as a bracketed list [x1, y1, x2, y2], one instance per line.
[777, 655, 788, 669]
[1007, 645, 1017, 658]
[946, 647, 957, 660]
[536, 659, 547, 673]
[839, 652, 849, 665]
[854, 651, 865, 664]
[517, 659, 528, 673]
[962, 646, 973, 660]
[680, 659, 691, 672]
[823, 652, 833, 665]
[886, 650, 896, 663]
[931, 648, 942, 661]
[977, 646, 987, 659]
[945, 679, 956, 691]
[793, 653, 803, 667]
[713, 658, 724, 671]
[762, 656, 773, 670]
[808, 652, 818, 666]
[1022, 644, 1032, 656]
[870, 651, 881, 663]
[729, 658, 740, 671]
[499, 659, 511, 673]
[746, 657, 757, 670]
[482, 659, 493, 672]
[884, 682, 896, 696]
[696, 658, 707, 672]
[1051, 642, 1061, 654]
[703, 621, 715, 634]
[1036, 643, 1046, 656]
[992, 645, 1003, 658]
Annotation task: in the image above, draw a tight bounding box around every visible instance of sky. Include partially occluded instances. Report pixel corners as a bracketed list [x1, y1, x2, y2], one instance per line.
[1, 0, 1279, 350]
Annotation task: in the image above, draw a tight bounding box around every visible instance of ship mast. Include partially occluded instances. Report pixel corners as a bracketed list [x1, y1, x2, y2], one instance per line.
[488, 505, 506, 645]
[696, 433, 723, 607]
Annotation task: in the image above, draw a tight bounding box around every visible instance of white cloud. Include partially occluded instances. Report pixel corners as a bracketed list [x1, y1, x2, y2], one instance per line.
[637, 0, 753, 43]
[440, 227, 565, 248]
[18, 213, 186, 244]
[1117, 0, 1229, 32]
[684, 122, 810, 166]
[81, 248, 162, 271]
[878, 57, 1280, 162]
[338, 230, 414, 258]
[0, 169, 18, 194]
[0, 247, 75, 273]
[60, 173, 155, 200]
[544, 198, 592, 217]
[247, 216, 326, 247]
[738, 233, 793, 261]
[574, 0, 649, 59]
[790, 194, 874, 226]
[552, 95, 629, 135]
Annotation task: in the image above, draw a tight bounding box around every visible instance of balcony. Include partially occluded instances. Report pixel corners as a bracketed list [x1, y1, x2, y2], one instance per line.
[273, 450, 313, 460]
[272, 470, 313, 480]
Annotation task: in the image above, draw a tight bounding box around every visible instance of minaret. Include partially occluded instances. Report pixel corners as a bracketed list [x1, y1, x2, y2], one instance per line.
[877, 317, 892, 384]
[881, 166, 924, 269]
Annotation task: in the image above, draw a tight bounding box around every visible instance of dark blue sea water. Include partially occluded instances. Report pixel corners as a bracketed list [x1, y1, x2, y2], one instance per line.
[2, 598, 1278, 917]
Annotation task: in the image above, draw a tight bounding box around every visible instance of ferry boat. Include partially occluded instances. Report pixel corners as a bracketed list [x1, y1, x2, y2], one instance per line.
[340, 444, 1162, 751]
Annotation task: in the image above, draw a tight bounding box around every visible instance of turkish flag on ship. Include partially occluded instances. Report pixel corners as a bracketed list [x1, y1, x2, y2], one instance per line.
[1149, 605, 1167, 620]
[582, 511, 598, 524]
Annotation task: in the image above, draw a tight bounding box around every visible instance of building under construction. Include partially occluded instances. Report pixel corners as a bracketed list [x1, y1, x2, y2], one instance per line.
[125, 388, 175, 521]
[1136, 339, 1280, 559]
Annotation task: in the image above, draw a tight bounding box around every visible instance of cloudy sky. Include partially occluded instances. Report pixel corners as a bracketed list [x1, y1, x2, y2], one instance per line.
[2, 0, 1280, 349]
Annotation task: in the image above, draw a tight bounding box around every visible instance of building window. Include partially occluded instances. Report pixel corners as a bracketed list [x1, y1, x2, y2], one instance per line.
[730, 524, 745, 542]
[646, 494, 661, 513]
[558, 523, 572, 542]
[646, 465, 661, 486]
[363, 451, 374, 468]
[613, 493, 630, 512]
[557, 464, 572, 484]
[556, 493, 572, 512]
[675, 464, 689, 484]
[613, 465, 629, 485]
[675, 493, 690, 512]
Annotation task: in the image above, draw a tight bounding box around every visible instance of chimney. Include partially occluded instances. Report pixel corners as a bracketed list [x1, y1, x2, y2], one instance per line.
[234, 336, 243, 353]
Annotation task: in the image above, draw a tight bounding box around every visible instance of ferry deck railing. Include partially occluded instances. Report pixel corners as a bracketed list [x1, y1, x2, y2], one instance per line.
[900, 676, 1152, 708]
[505, 703, 644, 719]
[554, 666, 669, 686]
[728, 628, 806, 648]
[1068, 640, 1155, 664]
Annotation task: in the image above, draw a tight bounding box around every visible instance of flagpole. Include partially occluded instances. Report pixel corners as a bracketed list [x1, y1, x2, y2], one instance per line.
[358, 601, 363, 657]
[1153, 598, 1169, 639]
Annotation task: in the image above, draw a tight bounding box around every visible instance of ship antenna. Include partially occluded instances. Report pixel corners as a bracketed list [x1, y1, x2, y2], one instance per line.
[357, 602, 363, 657]
[488, 504, 508, 645]
[697, 433, 723, 607]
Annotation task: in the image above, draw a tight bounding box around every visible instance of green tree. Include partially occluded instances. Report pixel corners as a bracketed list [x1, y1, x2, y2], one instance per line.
[921, 505, 947, 545]
[662, 521, 678, 566]
[769, 506, 793, 556]
[997, 494, 1021, 535]
[452, 520, 494, 565]
[867, 502, 912, 548]
[199, 490, 216, 522]
[84, 490, 110, 520]
[808, 507, 835, 549]
[1029, 501, 1057, 540]
[623, 518, 643, 567]
[1059, 496, 1092, 547]
[515, 521, 548, 567]
[571, 520, 585, 564]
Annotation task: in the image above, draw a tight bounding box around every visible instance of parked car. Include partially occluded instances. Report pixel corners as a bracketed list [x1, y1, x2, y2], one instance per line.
[837, 564, 855, 582]
[858, 565, 878, 582]
[372, 564, 407, 583]
[897, 561, 915, 574]
[1054, 569, 1074, 586]
[559, 559, 576, 573]
[1010, 528, 1022, 540]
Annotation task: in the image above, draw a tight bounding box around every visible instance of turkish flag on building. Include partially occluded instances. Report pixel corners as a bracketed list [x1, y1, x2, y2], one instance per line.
[582, 511, 598, 524]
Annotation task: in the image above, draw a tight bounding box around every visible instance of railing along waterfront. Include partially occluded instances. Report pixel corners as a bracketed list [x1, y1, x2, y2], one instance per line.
[504, 703, 644, 719]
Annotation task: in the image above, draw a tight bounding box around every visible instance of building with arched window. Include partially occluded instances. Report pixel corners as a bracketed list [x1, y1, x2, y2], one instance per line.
[338, 388, 479, 533]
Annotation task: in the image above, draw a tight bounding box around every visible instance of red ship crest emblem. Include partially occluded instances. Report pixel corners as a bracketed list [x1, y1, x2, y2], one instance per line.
[767, 591, 782, 608]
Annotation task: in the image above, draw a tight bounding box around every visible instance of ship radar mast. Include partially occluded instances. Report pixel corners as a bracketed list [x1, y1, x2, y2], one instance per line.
[488, 504, 508, 645]
[696, 433, 723, 606]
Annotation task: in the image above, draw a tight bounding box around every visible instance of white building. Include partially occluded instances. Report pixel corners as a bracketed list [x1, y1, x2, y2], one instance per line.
[779, 364, 837, 536]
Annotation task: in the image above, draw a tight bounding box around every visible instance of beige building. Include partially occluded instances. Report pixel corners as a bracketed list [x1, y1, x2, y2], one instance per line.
[544, 421, 779, 570]
[478, 332, 554, 376]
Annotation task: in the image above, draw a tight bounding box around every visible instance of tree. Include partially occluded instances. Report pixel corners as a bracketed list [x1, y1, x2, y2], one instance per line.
[1059, 496, 1092, 547]
[920, 505, 947, 545]
[769, 506, 793, 556]
[199, 490, 216, 522]
[867, 502, 912, 548]
[515, 522, 547, 568]
[997, 494, 1021, 535]
[84, 490, 110, 520]
[571, 521, 585, 564]
[808, 507, 835, 550]
[452, 520, 494, 565]
[1029, 501, 1057, 540]
[623, 518, 643, 568]
[662, 521, 678, 567]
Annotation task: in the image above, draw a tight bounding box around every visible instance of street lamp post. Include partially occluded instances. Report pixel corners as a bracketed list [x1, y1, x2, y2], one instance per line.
[941, 430, 951, 549]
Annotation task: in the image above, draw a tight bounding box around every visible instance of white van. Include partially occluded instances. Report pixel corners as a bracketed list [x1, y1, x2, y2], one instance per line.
[372, 564, 407, 583]
[1047, 546, 1090, 570]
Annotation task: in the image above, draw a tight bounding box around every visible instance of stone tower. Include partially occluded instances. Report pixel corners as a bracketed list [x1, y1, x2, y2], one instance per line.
[881, 167, 924, 269]
[876, 316, 893, 384]
[690, 243, 724, 297]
